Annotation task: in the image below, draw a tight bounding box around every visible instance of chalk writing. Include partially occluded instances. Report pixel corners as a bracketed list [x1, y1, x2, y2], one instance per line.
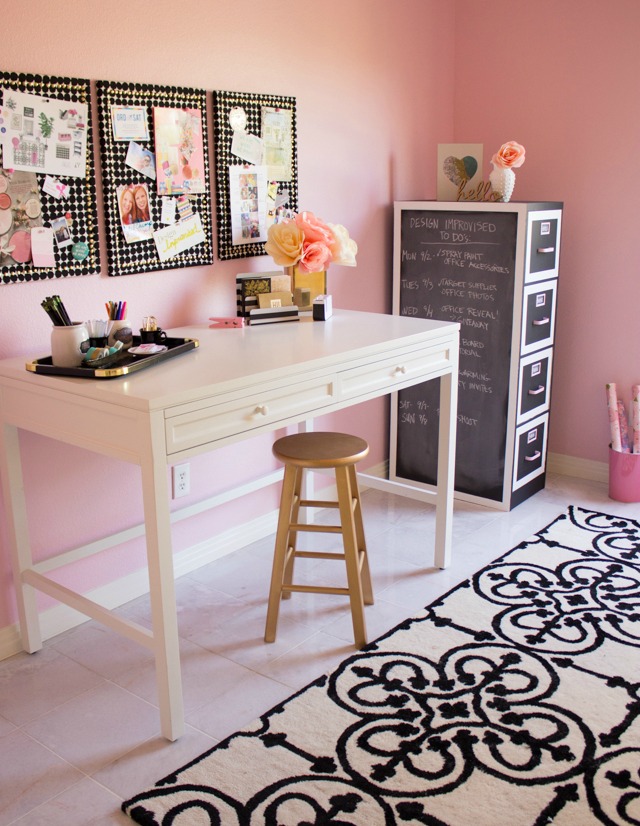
[395, 207, 518, 501]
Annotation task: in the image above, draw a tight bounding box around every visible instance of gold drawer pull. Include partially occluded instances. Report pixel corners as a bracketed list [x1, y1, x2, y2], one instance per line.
[254, 404, 269, 416]
[528, 385, 545, 396]
[532, 317, 550, 326]
[394, 365, 407, 376]
[524, 450, 541, 462]
[537, 246, 555, 254]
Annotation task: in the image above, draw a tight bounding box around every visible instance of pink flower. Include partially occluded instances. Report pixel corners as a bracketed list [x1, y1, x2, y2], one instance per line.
[299, 240, 332, 273]
[265, 220, 304, 267]
[266, 209, 357, 273]
[328, 223, 358, 267]
[294, 211, 334, 247]
[491, 141, 526, 169]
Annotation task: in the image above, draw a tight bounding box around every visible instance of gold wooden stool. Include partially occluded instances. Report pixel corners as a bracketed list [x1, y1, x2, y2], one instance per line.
[265, 431, 373, 649]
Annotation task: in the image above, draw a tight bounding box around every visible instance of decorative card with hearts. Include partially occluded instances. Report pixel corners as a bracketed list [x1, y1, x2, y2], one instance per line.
[437, 143, 483, 201]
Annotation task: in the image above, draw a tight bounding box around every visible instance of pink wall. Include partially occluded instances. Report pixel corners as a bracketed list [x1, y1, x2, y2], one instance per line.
[0, 1, 456, 631]
[453, 0, 640, 463]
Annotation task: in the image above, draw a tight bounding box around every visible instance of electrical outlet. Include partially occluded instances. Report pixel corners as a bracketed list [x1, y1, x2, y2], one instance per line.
[172, 463, 190, 498]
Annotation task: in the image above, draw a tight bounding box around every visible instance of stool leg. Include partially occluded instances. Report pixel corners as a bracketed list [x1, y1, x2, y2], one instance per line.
[336, 465, 367, 649]
[282, 466, 303, 599]
[265, 464, 298, 643]
[349, 464, 373, 606]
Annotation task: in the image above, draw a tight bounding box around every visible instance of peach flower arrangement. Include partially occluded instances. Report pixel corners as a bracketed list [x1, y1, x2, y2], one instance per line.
[489, 141, 526, 202]
[265, 211, 358, 273]
[491, 141, 526, 170]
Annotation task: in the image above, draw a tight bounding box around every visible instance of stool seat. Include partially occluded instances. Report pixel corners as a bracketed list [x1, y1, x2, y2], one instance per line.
[265, 431, 373, 649]
[273, 432, 369, 468]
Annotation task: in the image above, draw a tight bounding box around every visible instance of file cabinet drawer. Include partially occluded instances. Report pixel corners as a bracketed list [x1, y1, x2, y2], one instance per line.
[513, 413, 548, 490]
[521, 280, 557, 355]
[518, 348, 553, 423]
[527, 213, 560, 280]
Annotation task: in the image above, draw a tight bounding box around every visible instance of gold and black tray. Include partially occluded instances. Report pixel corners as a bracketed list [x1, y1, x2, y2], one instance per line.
[26, 337, 199, 379]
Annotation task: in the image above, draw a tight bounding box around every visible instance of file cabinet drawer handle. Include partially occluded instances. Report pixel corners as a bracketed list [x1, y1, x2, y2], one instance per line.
[537, 246, 555, 254]
[528, 385, 545, 396]
[532, 317, 550, 326]
[524, 450, 541, 462]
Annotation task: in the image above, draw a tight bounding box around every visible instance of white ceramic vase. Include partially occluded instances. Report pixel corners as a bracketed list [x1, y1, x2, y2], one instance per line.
[489, 165, 516, 202]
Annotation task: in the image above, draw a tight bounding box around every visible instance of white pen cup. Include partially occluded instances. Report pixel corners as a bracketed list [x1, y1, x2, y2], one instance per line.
[51, 322, 89, 368]
[108, 319, 133, 350]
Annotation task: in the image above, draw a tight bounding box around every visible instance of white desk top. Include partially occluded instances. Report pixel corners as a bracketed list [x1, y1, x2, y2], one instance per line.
[0, 310, 459, 413]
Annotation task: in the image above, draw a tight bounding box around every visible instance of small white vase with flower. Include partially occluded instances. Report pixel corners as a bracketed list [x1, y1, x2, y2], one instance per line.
[488, 141, 526, 202]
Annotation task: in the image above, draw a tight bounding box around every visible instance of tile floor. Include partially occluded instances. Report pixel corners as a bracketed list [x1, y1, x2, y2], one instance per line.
[1, 473, 637, 824]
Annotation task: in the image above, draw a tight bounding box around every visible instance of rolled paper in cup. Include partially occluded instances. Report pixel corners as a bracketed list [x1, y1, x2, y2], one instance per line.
[618, 400, 630, 453]
[633, 385, 640, 454]
[606, 383, 622, 452]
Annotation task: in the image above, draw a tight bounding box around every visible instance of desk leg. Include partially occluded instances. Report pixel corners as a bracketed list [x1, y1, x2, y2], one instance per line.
[297, 419, 314, 518]
[0, 422, 42, 652]
[434, 369, 458, 569]
[140, 427, 184, 741]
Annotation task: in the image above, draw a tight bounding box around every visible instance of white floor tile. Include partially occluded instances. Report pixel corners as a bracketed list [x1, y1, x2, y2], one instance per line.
[0, 729, 83, 824]
[0, 647, 104, 726]
[10, 777, 129, 825]
[22, 681, 160, 775]
[92, 725, 217, 800]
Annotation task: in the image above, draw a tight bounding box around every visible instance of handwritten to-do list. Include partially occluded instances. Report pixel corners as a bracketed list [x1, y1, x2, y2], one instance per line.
[395, 210, 518, 502]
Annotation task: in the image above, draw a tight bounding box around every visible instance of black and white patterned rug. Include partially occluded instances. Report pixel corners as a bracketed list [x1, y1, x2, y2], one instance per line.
[123, 506, 640, 825]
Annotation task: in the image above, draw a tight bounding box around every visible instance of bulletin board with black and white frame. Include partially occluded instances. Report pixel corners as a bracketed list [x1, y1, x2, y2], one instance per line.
[212, 89, 298, 260]
[0, 71, 100, 285]
[96, 79, 213, 277]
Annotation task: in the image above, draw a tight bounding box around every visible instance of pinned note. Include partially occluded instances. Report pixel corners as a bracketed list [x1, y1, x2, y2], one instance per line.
[30, 226, 56, 267]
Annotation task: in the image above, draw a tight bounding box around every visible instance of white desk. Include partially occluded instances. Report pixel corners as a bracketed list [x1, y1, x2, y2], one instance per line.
[0, 310, 459, 740]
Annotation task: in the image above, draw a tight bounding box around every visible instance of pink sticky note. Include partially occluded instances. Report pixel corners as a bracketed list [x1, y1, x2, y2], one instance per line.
[31, 227, 56, 267]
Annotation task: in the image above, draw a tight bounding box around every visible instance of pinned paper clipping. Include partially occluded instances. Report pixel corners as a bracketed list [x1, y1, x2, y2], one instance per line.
[605, 382, 640, 453]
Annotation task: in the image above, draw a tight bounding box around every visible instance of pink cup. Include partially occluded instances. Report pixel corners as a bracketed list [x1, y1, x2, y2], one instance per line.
[609, 447, 640, 502]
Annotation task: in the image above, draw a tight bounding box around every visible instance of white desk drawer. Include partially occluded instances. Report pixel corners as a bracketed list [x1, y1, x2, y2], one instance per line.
[338, 344, 451, 400]
[166, 376, 336, 454]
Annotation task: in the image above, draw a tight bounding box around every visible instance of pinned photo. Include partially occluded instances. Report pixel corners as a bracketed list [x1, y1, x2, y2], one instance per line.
[51, 215, 73, 248]
[117, 183, 153, 244]
[125, 141, 156, 180]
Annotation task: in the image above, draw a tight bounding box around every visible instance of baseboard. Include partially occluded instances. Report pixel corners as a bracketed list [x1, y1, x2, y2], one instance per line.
[547, 451, 608, 484]
[361, 460, 387, 481]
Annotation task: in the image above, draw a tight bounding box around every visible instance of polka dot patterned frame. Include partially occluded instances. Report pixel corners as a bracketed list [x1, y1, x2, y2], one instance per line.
[96, 79, 213, 277]
[213, 90, 298, 261]
[0, 71, 100, 285]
